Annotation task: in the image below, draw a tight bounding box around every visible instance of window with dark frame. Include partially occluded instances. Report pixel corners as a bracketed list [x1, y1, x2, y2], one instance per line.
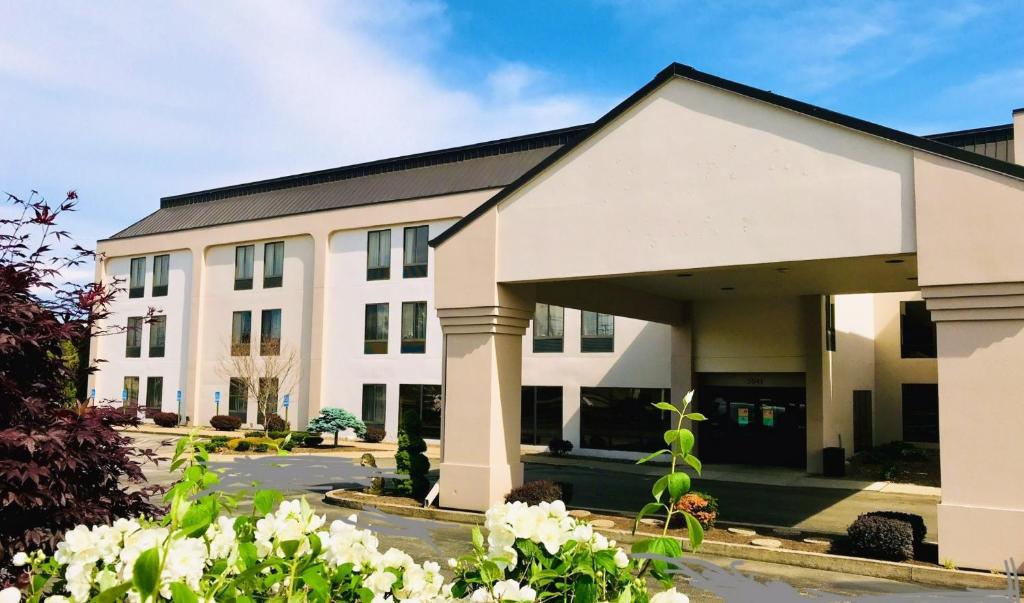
[533, 303, 564, 353]
[580, 387, 672, 452]
[401, 301, 427, 354]
[152, 254, 169, 297]
[263, 241, 284, 288]
[403, 225, 429, 278]
[900, 301, 936, 358]
[581, 311, 614, 353]
[399, 384, 442, 439]
[260, 309, 282, 356]
[362, 384, 386, 427]
[129, 257, 146, 298]
[122, 376, 139, 413]
[231, 311, 252, 356]
[902, 383, 938, 443]
[234, 245, 254, 290]
[364, 303, 389, 354]
[148, 315, 166, 358]
[825, 296, 837, 352]
[228, 377, 248, 421]
[145, 376, 163, 412]
[367, 230, 391, 280]
[126, 316, 143, 358]
[520, 386, 563, 445]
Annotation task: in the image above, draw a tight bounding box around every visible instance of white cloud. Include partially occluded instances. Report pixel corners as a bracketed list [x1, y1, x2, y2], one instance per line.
[0, 0, 607, 283]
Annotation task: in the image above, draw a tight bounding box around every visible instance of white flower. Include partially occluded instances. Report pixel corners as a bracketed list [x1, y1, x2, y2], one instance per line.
[447, 558, 458, 568]
[11, 552, 29, 567]
[470, 588, 493, 602]
[491, 580, 536, 602]
[0, 587, 20, 603]
[613, 549, 630, 568]
[650, 587, 690, 603]
[43, 597, 70, 603]
[364, 569, 398, 594]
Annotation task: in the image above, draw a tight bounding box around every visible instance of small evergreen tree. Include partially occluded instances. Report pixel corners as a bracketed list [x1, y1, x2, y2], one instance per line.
[395, 408, 430, 499]
[307, 407, 366, 446]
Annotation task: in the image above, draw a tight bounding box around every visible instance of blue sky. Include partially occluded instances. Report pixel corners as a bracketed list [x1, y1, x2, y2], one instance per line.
[2, 0, 1021, 280]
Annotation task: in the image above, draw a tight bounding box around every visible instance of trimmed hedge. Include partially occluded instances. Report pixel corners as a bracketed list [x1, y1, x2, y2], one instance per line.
[303, 434, 324, 447]
[264, 413, 289, 432]
[548, 438, 573, 456]
[152, 412, 179, 427]
[863, 511, 927, 545]
[505, 480, 563, 506]
[847, 513, 916, 561]
[362, 426, 386, 443]
[210, 415, 242, 431]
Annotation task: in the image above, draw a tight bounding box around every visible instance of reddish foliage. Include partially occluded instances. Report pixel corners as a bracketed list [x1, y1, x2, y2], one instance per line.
[0, 192, 162, 582]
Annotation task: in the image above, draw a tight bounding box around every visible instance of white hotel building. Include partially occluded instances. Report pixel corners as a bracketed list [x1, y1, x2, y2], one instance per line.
[90, 112, 1018, 463]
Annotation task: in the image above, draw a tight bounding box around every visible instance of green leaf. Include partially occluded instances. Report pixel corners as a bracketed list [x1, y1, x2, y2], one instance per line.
[179, 498, 215, 537]
[682, 453, 702, 476]
[88, 582, 133, 603]
[279, 540, 301, 557]
[617, 587, 633, 603]
[132, 547, 160, 601]
[652, 402, 679, 413]
[301, 565, 330, 598]
[254, 490, 284, 516]
[683, 511, 705, 551]
[169, 583, 199, 603]
[574, 574, 597, 603]
[662, 429, 678, 446]
[651, 475, 668, 501]
[676, 429, 695, 454]
[633, 502, 665, 534]
[594, 549, 618, 573]
[684, 412, 707, 422]
[471, 526, 484, 550]
[479, 560, 502, 583]
[636, 449, 671, 464]
[666, 471, 691, 501]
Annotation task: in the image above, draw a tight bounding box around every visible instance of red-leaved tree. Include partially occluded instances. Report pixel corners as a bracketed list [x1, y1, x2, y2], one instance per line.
[0, 191, 162, 585]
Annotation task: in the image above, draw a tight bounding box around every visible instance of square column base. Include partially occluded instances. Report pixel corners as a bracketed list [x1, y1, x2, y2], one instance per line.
[939, 502, 1024, 572]
[439, 461, 524, 512]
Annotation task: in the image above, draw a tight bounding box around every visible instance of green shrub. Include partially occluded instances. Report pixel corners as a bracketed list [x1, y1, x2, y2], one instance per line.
[267, 430, 291, 440]
[308, 407, 366, 446]
[232, 439, 251, 452]
[253, 443, 269, 453]
[152, 412, 179, 427]
[505, 480, 562, 505]
[847, 513, 915, 561]
[303, 434, 323, 447]
[245, 430, 265, 438]
[361, 425, 386, 443]
[861, 510, 926, 545]
[395, 409, 430, 499]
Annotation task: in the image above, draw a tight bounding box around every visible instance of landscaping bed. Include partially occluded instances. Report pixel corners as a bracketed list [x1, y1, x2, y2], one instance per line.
[846, 441, 940, 487]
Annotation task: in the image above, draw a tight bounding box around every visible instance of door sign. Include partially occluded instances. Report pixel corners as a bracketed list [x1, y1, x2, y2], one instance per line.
[763, 407, 775, 427]
[737, 407, 749, 426]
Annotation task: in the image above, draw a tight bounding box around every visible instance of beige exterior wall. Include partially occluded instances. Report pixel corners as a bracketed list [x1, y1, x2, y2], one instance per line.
[1014, 109, 1023, 165]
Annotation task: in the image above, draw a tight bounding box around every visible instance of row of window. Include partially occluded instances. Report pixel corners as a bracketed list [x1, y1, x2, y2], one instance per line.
[120, 375, 165, 412]
[126, 316, 167, 358]
[235, 241, 284, 290]
[227, 377, 279, 424]
[367, 226, 429, 280]
[231, 309, 282, 356]
[533, 304, 615, 353]
[361, 383, 442, 438]
[128, 255, 170, 298]
[364, 302, 427, 354]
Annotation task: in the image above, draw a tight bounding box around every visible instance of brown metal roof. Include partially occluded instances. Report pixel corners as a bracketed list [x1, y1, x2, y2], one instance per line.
[107, 126, 587, 240]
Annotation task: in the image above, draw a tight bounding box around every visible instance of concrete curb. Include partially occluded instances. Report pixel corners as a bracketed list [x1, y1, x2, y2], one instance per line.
[323, 489, 1006, 591]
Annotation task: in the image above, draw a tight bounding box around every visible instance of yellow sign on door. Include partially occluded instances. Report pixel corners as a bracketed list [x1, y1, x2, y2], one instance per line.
[737, 407, 749, 426]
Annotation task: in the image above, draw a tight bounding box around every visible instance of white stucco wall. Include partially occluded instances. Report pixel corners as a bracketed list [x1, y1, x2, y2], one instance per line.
[195, 235, 315, 429]
[92, 250, 192, 416]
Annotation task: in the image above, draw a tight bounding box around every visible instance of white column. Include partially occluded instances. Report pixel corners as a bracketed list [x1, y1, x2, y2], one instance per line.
[438, 306, 531, 511]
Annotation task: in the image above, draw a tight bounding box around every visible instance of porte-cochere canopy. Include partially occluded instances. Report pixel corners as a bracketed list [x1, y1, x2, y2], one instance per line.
[431, 64, 1024, 571]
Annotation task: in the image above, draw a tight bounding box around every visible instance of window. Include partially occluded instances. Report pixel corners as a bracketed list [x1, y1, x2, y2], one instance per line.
[580, 387, 671, 452]
[122, 376, 139, 413]
[126, 317, 143, 358]
[401, 302, 427, 354]
[258, 378, 279, 426]
[362, 384, 386, 427]
[902, 383, 938, 443]
[129, 257, 146, 298]
[900, 301, 936, 358]
[367, 230, 391, 280]
[260, 309, 282, 356]
[152, 254, 169, 297]
[533, 303, 564, 353]
[403, 225, 429, 278]
[825, 296, 837, 352]
[581, 311, 614, 352]
[364, 303, 389, 354]
[521, 386, 563, 445]
[234, 245, 254, 290]
[229, 377, 248, 421]
[148, 315, 166, 358]
[145, 377, 163, 412]
[399, 384, 442, 439]
[263, 241, 284, 288]
[231, 311, 252, 356]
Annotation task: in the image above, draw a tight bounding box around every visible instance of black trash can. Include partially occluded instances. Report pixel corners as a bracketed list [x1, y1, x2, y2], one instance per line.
[822, 447, 846, 477]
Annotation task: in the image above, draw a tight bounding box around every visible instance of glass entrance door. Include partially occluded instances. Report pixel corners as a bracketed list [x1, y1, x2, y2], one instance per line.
[697, 384, 806, 468]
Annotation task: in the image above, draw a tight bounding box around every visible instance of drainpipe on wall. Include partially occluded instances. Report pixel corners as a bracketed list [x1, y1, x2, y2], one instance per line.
[1014, 107, 1023, 166]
